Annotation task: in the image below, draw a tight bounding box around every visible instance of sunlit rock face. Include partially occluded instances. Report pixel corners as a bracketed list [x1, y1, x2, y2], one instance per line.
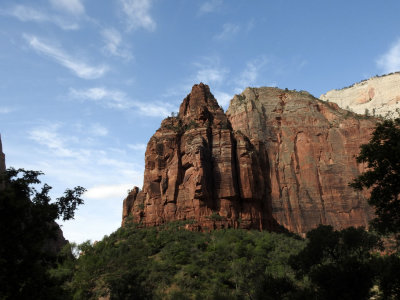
[123, 84, 376, 235]
[320, 72, 400, 118]
[227, 87, 375, 234]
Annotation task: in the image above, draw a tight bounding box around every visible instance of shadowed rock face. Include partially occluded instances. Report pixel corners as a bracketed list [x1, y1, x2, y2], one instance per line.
[123, 84, 376, 234]
[123, 83, 275, 231]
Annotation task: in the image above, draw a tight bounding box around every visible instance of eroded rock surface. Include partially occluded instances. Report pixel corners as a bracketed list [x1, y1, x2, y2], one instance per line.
[320, 72, 400, 117]
[227, 87, 375, 233]
[123, 84, 376, 234]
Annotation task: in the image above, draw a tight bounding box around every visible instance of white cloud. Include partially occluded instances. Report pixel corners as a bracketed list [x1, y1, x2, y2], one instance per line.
[199, 0, 223, 14]
[0, 107, 15, 114]
[23, 122, 145, 243]
[89, 124, 108, 137]
[101, 28, 133, 61]
[29, 124, 78, 158]
[214, 23, 240, 40]
[49, 0, 85, 15]
[119, 0, 156, 32]
[85, 183, 133, 200]
[235, 56, 269, 92]
[128, 143, 147, 151]
[3, 5, 79, 30]
[194, 59, 228, 85]
[24, 35, 108, 79]
[214, 91, 232, 108]
[377, 38, 400, 74]
[70, 87, 174, 117]
[70, 87, 130, 109]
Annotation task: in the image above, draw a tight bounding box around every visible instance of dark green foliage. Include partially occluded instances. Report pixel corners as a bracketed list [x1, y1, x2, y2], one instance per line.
[290, 225, 382, 300]
[0, 168, 85, 299]
[351, 118, 400, 236]
[60, 221, 306, 299]
[377, 254, 400, 299]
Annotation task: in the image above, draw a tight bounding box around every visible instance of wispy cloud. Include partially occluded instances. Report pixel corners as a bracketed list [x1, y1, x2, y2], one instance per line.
[101, 28, 133, 61]
[49, 0, 85, 16]
[0, 107, 16, 114]
[2, 5, 79, 30]
[119, 0, 156, 32]
[89, 123, 109, 137]
[70, 87, 174, 117]
[85, 183, 133, 200]
[377, 38, 400, 74]
[199, 0, 223, 14]
[29, 124, 78, 158]
[20, 121, 145, 243]
[24, 35, 108, 79]
[128, 143, 147, 151]
[235, 56, 269, 92]
[194, 58, 229, 85]
[214, 23, 240, 40]
[213, 91, 232, 107]
[70, 87, 131, 109]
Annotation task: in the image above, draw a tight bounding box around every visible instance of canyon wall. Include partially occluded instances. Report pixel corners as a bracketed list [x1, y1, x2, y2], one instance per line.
[320, 72, 400, 117]
[227, 87, 375, 233]
[123, 84, 376, 234]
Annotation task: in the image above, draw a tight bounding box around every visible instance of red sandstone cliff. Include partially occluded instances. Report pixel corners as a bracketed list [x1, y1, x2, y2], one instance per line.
[227, 87, 375, 234]
[123, 84, 376, 234]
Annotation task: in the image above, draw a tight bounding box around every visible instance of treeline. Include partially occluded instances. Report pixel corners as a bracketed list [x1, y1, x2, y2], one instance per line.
[1, 118, 400, 299]
[50, 221, 399, 300]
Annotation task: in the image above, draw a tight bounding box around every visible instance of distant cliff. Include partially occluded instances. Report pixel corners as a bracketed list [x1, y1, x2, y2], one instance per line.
[320, 72, 400, 117]
[123, 84, 376, 235]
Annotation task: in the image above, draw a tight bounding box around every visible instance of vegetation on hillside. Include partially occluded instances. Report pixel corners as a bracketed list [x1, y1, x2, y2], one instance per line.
[2, 118, 400, 299]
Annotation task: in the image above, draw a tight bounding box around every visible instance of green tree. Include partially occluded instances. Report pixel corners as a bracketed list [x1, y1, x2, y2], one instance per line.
[351, 118, 400, 236]
[289, 225, 381, 300]
[0, 168, 85, 299]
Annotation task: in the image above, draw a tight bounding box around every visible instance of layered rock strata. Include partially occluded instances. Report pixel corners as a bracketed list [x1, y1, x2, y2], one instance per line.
[227, 87, 375, 233]
[123, 84, 376, 234]
[320, 72, 400, 117]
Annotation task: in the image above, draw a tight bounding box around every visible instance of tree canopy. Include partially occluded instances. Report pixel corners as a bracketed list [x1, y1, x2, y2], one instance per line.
[351, 118, 400, 236]
[0, 168, 85, 299]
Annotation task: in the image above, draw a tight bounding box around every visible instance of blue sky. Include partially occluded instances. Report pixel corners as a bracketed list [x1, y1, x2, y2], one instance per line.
[1, 0, 400, 243]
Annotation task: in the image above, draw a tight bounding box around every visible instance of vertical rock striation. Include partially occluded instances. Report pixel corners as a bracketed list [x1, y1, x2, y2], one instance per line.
[227, 87, 375, 234]
[123, 84, 376, 235]
[123, 83, 274, 230]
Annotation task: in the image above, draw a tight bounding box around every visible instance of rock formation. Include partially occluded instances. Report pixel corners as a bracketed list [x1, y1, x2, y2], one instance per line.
[123, 84, 376, 235]
[227, 87, 375, 234]
[320, 72, 400, 117]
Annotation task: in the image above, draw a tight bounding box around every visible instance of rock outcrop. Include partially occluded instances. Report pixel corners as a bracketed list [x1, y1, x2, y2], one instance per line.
[123, 84, 376, 234]
[227, 87, 375, 234]
[123, 83, 274, 230]
[320, 72, 400, 117]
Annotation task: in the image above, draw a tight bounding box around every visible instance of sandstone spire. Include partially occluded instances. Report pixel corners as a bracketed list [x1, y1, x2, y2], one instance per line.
[123, 84, 376, 235]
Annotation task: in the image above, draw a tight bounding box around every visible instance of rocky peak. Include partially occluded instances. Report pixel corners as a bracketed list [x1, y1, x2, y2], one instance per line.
[178, 83, 226, 128]
[123, 84, 376, 235]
